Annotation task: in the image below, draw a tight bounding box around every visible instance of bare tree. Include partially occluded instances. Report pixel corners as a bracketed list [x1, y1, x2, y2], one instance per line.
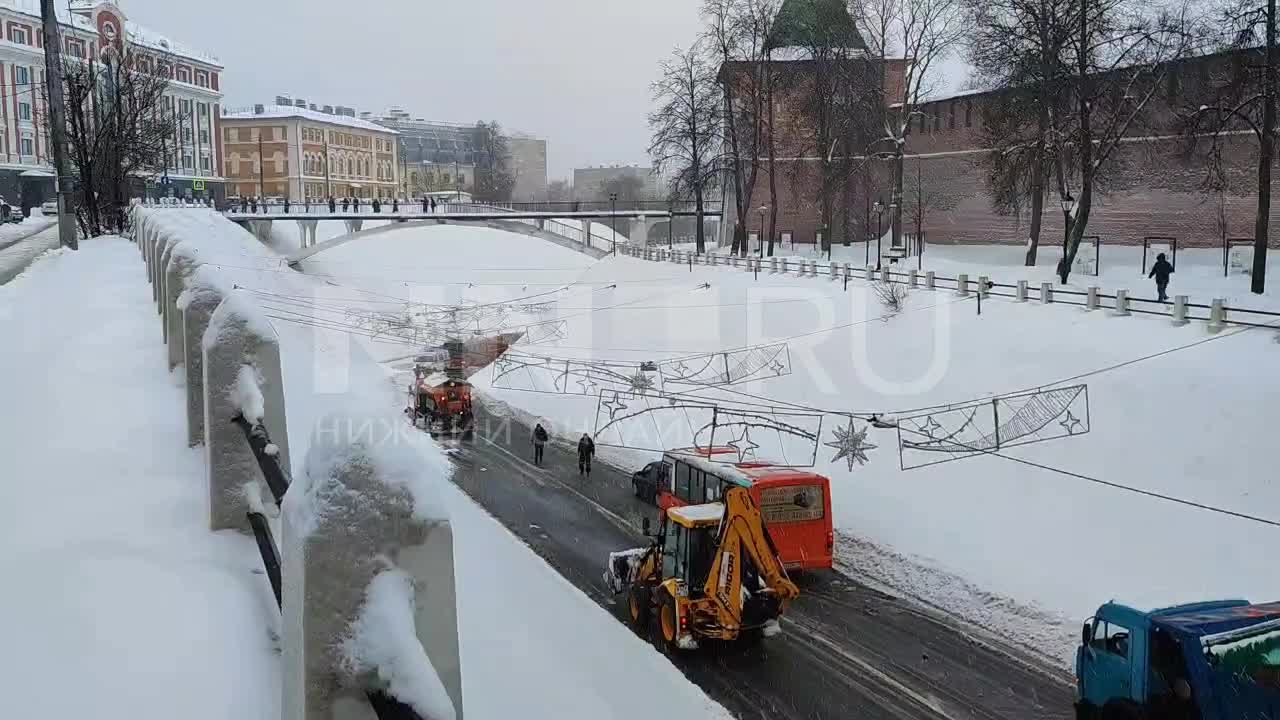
[857, 0, 965, 255]
[1055, 0, 1195, 283]
[902, 162, 945, 241]
[54, 47, 178, 236]
[471, 121, 515, 203]
[1183, 0, 1275, 293]
[706, 0, 777, 256]
[546, 179, 571, 202]
[873, 279, 910, 316]
[649, 41, 725, 253]
[967, 0, 1075, 265]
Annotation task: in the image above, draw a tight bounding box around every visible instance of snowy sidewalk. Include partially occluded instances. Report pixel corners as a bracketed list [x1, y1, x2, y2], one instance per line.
[0, 237, 278, 719]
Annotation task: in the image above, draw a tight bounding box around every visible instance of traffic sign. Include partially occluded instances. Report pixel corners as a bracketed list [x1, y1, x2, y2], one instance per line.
[193, 179, 205, 191]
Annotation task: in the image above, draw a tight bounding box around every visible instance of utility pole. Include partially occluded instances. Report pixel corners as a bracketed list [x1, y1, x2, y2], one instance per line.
[257, 132, 265, 201]
[40, 0, 76, 250]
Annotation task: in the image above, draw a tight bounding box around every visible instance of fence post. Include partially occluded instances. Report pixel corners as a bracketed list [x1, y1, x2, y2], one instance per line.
[1209, 298, 1226, 333]
[1114, 289, 1130, 315]
[1086, 286, 1099, 310]
[164, 244, 199, 370]
[957, 274, 970, 296]
[879, 267, 890, 283]
[158, 241, 177, 320]
[1172, 295, 1189, 325]
[865, 264, 876, 282]
[770, 256, 779, 273]
[281, 420, 463, 720]
[925, 271, 936, 290]
[908, 269, 918, 288]
[202, 292, 290, 532]
[1040, 282, 1054, 304]
[843, 262, 852, 282]
[1016, 280, 1028, 302]
[829, 261, 839, 280]
[978, 275, 990, 299]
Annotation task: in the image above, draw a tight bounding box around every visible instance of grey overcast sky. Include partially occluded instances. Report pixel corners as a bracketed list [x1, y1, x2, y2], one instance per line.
[119, 0, 705, 181]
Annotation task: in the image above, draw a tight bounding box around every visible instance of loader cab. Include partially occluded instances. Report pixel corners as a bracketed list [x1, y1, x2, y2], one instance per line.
[659, 503, 723, 594]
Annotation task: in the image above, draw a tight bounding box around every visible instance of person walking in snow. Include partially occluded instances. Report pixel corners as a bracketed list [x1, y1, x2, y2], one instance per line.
[1148, 253, 1174, 302]
[577, 434, 595, 476]
[328, 196, 336, 213]
[372, 197, 381, 213]
[341, 197, 350, 212]
[430, 197, 438, 213]
[353, 196, 361, 212]
[531, 423, 549, 466]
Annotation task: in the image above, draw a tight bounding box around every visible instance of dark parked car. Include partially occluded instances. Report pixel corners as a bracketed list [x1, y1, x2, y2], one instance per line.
[631, 461, 668, 504]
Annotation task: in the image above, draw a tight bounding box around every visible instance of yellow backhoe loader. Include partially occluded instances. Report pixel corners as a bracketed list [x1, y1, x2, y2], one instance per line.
[604, 485, 800, 651]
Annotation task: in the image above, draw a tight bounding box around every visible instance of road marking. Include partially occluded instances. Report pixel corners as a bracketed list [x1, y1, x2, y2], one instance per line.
[474, 432, 643, 539]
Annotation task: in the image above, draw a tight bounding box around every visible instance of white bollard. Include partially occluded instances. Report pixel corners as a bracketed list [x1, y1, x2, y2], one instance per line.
[201, 291, 290, 532]
[879, 267, 890, 284]
[770, 257, 779, 273]
[957, 273, 970, 296]
[978, 275, 991, 299]
[1041, 282, 1054, 304]
[780, 258, 789, 274]
[1115, 289, 1130, 315]
[1086, 286, 1100, 311]
[1172, 295, 1189, 325]
[282, 421, 463, 720]
[925, 271, 936, 290]
[1209, 298, 1226, 333]
[164, 245, 199, 370]
[908, 269, 918, 288]
[843, 263, 852, 281]
[865, 264, 876, 282]
[1016, 280, 1028, 302]
[830, 262, 840, 280]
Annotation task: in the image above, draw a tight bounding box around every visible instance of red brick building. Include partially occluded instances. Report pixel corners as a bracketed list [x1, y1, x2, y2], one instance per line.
[725, 12, 1278, 250]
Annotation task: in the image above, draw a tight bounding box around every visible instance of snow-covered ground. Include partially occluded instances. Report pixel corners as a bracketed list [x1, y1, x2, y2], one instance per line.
[0, 237, 280, 720]
[0, 213, 731, 719]
[305, 222, 1280, 667]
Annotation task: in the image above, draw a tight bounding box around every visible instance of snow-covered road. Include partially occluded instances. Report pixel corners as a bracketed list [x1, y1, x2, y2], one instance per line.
[0, 237, 279, 720]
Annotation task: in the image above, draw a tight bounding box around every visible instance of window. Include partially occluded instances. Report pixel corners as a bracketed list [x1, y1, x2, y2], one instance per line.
[688, 469, 705, 503]
[15, 66, 29, 86]
[66, 38, 84, 58]
[965, 100, 973, 128]
[18, 102, 30, 121]
[1091, 621, 1133, 660]
[9, 25, 29, 45]
[182, 127, 192, 143]
[177, 67, 191, 83]
[676, 462, 691, 499]
[200, 155, 211, 170]
[20, 136, 33, 156]
[178, 99, 191, 116]
[198, 103, 208, 117]
[182, 154, 193, 170]
[199, 129, 209, 144]
[195, 71, 208, 88]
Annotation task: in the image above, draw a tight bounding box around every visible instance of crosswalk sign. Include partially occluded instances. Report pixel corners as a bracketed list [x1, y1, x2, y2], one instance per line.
[193, 179, 205, 191]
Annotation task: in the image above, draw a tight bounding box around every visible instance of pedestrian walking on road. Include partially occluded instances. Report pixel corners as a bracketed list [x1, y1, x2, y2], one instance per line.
[353, 196, 361, 212]
[372, 197, 381, 213]
[430, 197, 438, 213]
[531, 423, 549, 466]
[342, 197, 350, 212]
[392, 197, 399, 213]
[1149, 253, 1174, 302]
[577, 433, 595, 476]
[422, 196, 429, 213]
[328, 196, 336, 213]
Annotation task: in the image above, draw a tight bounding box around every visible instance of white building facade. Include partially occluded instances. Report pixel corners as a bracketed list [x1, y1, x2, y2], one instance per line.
[0, 1, 226, 208]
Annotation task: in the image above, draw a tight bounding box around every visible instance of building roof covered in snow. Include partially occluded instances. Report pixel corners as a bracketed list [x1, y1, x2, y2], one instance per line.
[222, 105, 400, 135]
[2, 0, 222, 67]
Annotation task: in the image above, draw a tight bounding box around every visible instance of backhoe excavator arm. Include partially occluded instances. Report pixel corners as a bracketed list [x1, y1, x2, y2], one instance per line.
[704, 486, 800, 624]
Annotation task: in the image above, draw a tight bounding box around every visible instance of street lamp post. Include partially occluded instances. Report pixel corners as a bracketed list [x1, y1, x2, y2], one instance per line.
[1060, 194, 1076, 257]
[668, 199, 674, 248]
[758, 205, 768, 257]
[609, 192, 618, 255]
[257, 133, 265, 209]
[873, 200, 884, 270]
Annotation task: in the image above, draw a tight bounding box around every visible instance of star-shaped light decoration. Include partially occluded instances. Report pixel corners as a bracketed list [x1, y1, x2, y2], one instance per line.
[602, 391, 629, 420]
[917, 416, 943, 438]
[493, 355, 511, 374]
[727, 427, 760, 462]
[628, 371, 656, 395]
[576, 375, 599, 396]
[671, 360, 691, 377]
[1059, 410, 1082, 435]
[824, 419, 877, 471]
[769, 360, 786, 376]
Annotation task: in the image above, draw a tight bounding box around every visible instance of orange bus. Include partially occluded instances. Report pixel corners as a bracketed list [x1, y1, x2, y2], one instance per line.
[630, 446, 833, 571]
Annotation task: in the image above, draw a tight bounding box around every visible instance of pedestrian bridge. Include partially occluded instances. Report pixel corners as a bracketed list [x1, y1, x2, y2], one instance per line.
[221, 201, 723, 260]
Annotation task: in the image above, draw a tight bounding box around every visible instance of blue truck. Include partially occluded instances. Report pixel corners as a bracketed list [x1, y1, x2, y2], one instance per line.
[1076, 599, 1280, 719]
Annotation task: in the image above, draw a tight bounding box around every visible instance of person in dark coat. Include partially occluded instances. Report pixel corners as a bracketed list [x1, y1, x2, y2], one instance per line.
[240, 196, 249, 212]
[250, 196, 258, 213]
[577, 434, 595, 476]
[392, 197, 399, 213]
[353, 196, 361, 211]
[328, 196, 336, 213]
[341, 197, 350, 212]
[372, 197, 381, 213]
[283, 197, 290, 213]
[430, 197, 438, 212]
[422, 196, 429, 213]
[531, 423, 549, 466]
[1148, 253, 1174, 302]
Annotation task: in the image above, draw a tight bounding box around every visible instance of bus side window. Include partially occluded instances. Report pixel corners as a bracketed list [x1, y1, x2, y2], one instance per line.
[676, 463, 691, 499]
[690, 470, 705, 503]
[707, 477, 723, 501]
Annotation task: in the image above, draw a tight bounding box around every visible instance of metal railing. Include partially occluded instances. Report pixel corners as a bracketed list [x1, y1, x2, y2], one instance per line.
[232, 413, 424, 720]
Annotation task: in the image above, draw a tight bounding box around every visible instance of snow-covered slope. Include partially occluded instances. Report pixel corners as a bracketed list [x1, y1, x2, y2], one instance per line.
[303, 223, 1279, 666]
